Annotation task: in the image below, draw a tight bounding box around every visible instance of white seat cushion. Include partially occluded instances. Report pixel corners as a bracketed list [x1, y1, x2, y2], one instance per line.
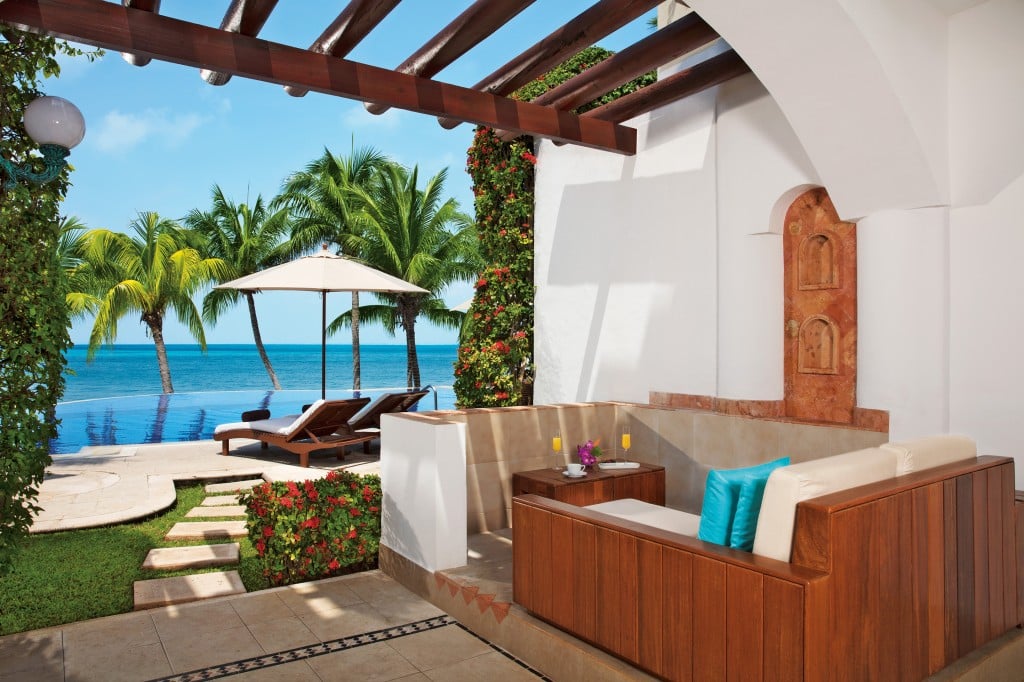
[213, 415, 299, 437]
[585, 498, 702, 537]
[883, 435, 976, 475]
[752, 447, 897, 562]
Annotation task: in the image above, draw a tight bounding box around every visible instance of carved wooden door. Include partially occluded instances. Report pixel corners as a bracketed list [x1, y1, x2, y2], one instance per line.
[783, 188, 857, 423]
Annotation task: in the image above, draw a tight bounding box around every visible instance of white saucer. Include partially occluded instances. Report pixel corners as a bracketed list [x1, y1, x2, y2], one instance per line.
[562, 471, 587, 478]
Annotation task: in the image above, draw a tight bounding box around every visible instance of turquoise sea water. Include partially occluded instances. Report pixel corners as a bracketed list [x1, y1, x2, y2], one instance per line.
[53, 344, 457, 454]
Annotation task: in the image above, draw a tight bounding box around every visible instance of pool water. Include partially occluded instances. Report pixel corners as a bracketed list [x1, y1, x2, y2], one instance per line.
[51, 387, 455, 455]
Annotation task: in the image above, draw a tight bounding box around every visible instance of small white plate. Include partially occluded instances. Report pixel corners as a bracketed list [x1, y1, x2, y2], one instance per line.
[562, 471, 587, 478]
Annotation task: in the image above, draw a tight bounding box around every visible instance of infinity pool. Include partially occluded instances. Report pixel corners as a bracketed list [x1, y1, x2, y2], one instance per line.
[51, 387, 456, 455]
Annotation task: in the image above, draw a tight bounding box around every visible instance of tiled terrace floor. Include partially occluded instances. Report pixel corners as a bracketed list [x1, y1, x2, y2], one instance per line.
[0, 571, 547, 681]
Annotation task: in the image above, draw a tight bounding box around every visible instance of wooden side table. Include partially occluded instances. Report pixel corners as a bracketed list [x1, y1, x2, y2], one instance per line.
[512, 463, 665, 507]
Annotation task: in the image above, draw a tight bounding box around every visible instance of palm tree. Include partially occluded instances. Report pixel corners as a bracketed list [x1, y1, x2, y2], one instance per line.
[341, 163, 479, 387]
[75, 212, 227, 393]
[58, 215, 101, 322]
[274, 145, 388, 390]
[185, 186, 291, 389]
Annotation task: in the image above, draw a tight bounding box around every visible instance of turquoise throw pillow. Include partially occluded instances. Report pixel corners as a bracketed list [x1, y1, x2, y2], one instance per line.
[697, 457, 790, 547]
[729, 457, 789, 551]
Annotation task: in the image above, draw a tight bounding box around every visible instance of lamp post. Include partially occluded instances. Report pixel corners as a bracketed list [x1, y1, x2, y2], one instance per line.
[0, 95, 85, 189]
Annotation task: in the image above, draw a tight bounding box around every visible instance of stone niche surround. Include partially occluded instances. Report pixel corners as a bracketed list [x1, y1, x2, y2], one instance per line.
[430, 400, 889, 532]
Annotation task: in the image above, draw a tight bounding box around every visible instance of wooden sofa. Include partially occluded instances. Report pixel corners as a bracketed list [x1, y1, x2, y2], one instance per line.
[512, 436, 1023, 681]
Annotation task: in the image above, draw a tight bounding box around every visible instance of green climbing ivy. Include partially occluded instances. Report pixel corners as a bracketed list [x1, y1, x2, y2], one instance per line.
[0, 25, 96, 574]
[454, 47, 655, 408]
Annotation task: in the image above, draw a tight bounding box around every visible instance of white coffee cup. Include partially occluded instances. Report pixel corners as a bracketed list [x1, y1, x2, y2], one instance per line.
[566, 463, 585, 476]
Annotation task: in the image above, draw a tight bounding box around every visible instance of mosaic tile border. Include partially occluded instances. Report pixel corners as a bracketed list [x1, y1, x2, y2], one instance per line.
[150, 615, 546, 681]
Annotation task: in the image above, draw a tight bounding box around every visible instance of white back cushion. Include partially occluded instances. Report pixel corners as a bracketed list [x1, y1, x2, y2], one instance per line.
[752, 447, 897, 562]
[883, 435, 976, 475]
[279, 399, 325, 437]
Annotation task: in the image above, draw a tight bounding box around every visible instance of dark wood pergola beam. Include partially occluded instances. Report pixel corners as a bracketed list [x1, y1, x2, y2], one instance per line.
[533, 13, 719, 111]
[120, 0, 159, 66]
[438, 0, 663, 129]
[285, 0, 401, 98]
[582, 49, 751, 123]
[0, 0, 637, 154]
[202, 0, 278, 86]
[365, 0, 536, 116]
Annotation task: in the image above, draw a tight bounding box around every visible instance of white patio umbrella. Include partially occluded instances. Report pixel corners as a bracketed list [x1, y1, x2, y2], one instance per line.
[216, 245, 428, 399]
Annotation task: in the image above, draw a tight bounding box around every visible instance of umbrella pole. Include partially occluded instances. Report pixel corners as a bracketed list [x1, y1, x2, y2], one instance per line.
[321, 291, 327, 400]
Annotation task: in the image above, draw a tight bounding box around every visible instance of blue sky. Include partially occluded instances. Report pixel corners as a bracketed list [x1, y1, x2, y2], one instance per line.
[50, 1, 652, 346]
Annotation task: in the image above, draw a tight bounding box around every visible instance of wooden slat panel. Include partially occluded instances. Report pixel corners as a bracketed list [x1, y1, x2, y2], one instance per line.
[636, 539, 664, 675]
[511, 501, 533, 608]
[726, 566, 763, 682]
[956, 473, 975, 656]
[925, 482, 948, 674]
[999, 465, 1016, 630]
[617, 534, 639, 660]
[802, 578, 830, 681]
[549, 513, 575, 631]
[531, 505, 553, 620]
[828, 502, 877, 680]
[559, 479, 614, 506]
[572, 520, 598, 641]
[986, 467, 1006, 636]
[693, 556, 727, 681]
[944, 478, 960, 660]
[662, 547, 694, 680]
[972, 470, 991, 645]
[876, 496, 899, 681]
[900, 489, 927, 679]
[764, 577, 804, 682]
[595, 526, 621, 652]
[1016, 489, 1024, 626]
[0, 0, 638, 154]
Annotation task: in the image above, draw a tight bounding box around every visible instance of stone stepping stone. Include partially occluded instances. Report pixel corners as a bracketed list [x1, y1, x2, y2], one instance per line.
[165, 521, 248, 540]
[133, 571, 245, 610]
[201, 494, 241, 506]
[205, 479, 264, 494]
[185, 505, 247, 518]
[142, 543, 239, 571]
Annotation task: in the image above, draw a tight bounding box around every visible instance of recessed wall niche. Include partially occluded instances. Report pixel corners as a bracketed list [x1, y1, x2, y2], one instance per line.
[798, 231, 839, 290]
[798, 315, 838, 375]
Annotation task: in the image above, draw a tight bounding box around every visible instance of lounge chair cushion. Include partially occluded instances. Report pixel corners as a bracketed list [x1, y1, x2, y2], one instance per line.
[884, 434, 976, 475]
[213, 400, 326, 439]
[585, 498, 702, 537]
[752, 447, 896, 562]
[697, 457, 790, 546]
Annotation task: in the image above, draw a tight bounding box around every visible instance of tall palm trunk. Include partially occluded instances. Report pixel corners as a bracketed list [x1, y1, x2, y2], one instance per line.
[246, 292, 281, 390]
[144, 312, 174, 393]
[351, 291, 360, 391]
[399, 297, 420, 388]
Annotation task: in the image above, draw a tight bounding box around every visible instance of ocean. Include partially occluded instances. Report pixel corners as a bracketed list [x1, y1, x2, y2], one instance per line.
[62, 343, 457, 402]
[52, 344, 458, 454]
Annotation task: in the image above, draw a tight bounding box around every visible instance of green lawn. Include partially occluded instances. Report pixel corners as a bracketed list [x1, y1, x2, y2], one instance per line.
[0, 483, 268, 635]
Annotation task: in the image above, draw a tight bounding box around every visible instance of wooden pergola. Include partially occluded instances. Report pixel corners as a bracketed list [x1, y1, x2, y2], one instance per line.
[0, 0, 751, 155]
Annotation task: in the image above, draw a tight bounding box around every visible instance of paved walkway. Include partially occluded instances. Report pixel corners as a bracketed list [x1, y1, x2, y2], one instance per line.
[7, 441, 547, 681]
[34, 439, 381, 532]
[0, 570, 546, 681]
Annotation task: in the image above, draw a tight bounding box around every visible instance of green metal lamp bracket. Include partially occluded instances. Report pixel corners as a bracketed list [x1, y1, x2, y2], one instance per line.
[0, 143, 70, 189]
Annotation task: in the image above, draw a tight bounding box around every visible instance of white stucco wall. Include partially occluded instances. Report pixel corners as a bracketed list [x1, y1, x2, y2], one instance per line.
[535, 0, 1024, 487]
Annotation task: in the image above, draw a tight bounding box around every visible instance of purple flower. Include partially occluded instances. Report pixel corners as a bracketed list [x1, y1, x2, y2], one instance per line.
[576, 439, 603, 466]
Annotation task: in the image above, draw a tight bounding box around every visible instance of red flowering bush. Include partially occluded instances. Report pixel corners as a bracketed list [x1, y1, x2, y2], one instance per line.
[240, 471, 382, 587]
[454, 47, 655, 408]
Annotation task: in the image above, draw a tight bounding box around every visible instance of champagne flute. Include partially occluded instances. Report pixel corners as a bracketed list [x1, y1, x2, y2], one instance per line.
[551, 430, 563, 470]
[621, 427, 631, 462]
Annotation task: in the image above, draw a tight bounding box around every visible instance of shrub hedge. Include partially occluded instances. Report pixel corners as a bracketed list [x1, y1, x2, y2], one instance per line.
[241, 471, 382, 587]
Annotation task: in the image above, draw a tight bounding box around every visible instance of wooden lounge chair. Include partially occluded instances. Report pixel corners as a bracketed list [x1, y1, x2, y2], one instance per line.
[213, 398, 372, 467]
[348, 389, 430, 452]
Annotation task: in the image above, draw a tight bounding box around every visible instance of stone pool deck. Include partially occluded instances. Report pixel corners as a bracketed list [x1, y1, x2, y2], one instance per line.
[34, 438, 381, 533]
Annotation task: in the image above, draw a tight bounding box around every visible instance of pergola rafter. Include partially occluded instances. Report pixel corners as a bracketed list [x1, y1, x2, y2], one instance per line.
[0, 0, 755, 156]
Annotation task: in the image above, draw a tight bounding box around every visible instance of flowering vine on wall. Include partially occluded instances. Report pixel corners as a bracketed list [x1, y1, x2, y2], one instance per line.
[454, 47, 656, 408]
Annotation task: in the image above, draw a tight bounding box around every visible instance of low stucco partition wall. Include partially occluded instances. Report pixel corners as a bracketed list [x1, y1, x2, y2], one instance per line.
[380, 402, 888, 573]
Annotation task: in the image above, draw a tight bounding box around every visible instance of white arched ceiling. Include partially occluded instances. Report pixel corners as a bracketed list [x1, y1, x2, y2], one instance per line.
[686, 0, 948, 220]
